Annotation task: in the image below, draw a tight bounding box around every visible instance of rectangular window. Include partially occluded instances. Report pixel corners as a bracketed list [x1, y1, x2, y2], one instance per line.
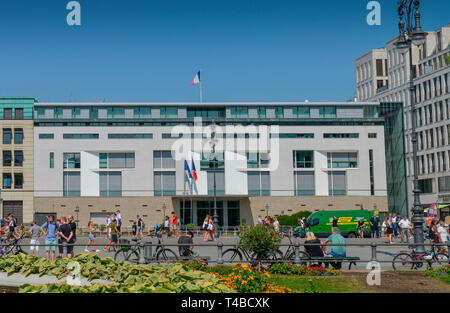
[14, 129, 23, 144]
[108, 133, 153, 139]
[106, 153, 135, 168]
[376, 59, 384, 76]
[160, 107, 178, 119]
[108, 107, 125, 119]
[258, 107, 266, 118]
[293, 107, 310, 118]
[227, 201, 241, 227]
[153, 151, 175, 169]
[369, 150, 375, 196]
[328, 171, 347, 195]
[63, 134, 99, 139]
[438, 176, 450, 193]
[293, 151, 314, 168]
[200, 152, 225, 170]
[327, 152, 358, 168]
[14, 108, 24, 120]
[324, 133, 359, 139]
[14, 151, 23, 167]
[319, 107, 336, 118]
[230, 107, 248, 118]
[154, 171, 176, 196]
[275, 107, 284, 118]
[54, 108, 63, 119]
[3, 108, 12, 120]
[63, 172, 81, 196]
[14, 173, 23, 189]
[247, 172, 270, 196]
[99, 153, 108, 168]
[270, 133, 314, 139]
[207, 170, 226, 195]
[100, 172, 122, 196]
[63, 153, 81, 169]
[3, 151, 12, 166]
[90, 107, 98, 119]
[368, 133, 377, 138]
[72, 107, 81, 119]
[363, 106, 378, 118]
[294, 171, 315, 196]
[134, 107, 151, 118]
[418, 179, 433, 194]
[3, 129, 12, 144]
[39, 134, 54, 139]
[50, 152, 54, 168]
[3, 173, 12, 189]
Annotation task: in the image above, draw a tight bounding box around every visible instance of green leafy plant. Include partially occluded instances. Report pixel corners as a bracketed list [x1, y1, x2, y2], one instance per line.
[238, 225, 281, 270]
[269, 263, 341, 276]
[277, 211, 311, 226]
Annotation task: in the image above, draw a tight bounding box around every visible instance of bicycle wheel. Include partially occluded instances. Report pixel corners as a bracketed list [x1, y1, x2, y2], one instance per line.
[124, 250, 140, 264]
[286, 251, 310, 266]
[156, 248, 178, 262]
[15, 247, 27, 255]
[429, 253, 449, 269]
[222, 249, 243, 264]
[392, 253, 415, 270]
[114, 249, 132, 262]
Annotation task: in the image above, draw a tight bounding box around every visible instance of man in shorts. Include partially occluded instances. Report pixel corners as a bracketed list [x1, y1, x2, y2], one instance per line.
[30, 221, 42, 256]
[58, 217, 74, 258]
[41, 215, 59, 261]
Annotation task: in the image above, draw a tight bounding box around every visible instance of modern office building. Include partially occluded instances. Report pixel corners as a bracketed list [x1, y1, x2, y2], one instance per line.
[0, 98, 35, 224]
[355, 24, 450, 212]
[29, 101, 395, 227]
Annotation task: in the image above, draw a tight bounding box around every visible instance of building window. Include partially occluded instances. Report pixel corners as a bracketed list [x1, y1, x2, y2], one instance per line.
[3, 173, 12, 189]
[133, 107, 151, 118]
[99, 153, 135, 169]
[100, 172, 122, 196]
[107, 107, 125, 119]
[368, 133, 377, 138]
[293, 151, 314, 168]
[63, 172, 81, 196]
[108, 133, 153, 139]
[14, 151, 23, 167]
[3, 108, 12, 120]
[63, 153, 81, 169]
[230, 107, 248, 118]
[63, 134, 99, 139]
[369, 150, 375, 195]
[227, 201, 241, 227]
[50, 152, 54, 168]
[153, 151, 175, 169]
[418, 179, 433, 194]
[319, 107, 336, 118]
[271, 133, 314, 139]
[14, 129, 23, 144]
[187, 107, 225, 118]
[3, 151, 12, 166]
[438, 176, 450, 193]
[328, 171, 347, 196]
[324, 133, 359, 139]
[14, 173, 23, 189]
[247, 153, 269, 169]
[15, 108, 24, 120]
[200, 152, 225, 170]
[160, 107, 178, 119]
[3, 129, 12, 144]
[363, 106, 378, 118]
[39, 134, 54, 139]
[247, 171, 270, 196]
[293, 107, 310, 118]
[327, 152, 358, 168]
[258, 107, 266, 118]
[208, 170, 226, 195]
[294, 171, 315, 196]
[376, 59, 384, 76]
[154, 171, 176, 196]
[275, 107, 284, 118]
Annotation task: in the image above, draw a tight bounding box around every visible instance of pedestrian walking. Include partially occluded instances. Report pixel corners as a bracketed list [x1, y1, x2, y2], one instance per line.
[29, 221, 41, 257]
[370, 213, 380, 238]
[357, 218, 365, 238]
[399, 216, 411, 243]
[136, 215, 143, 239]
[208, 217, 217, 242]
[84, 221, 100, 253]
[203, 215, 211, 242]
[386, 219, 394, 244]
[116, 210, 122, 233]
[41, 215, 59, 261]
[437, 220, 448, 253]
[273, 216, 280, 233]
[171, 212, 179, 238]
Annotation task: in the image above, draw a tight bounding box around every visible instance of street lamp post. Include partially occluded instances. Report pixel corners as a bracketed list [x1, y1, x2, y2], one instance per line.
[265, 204, 269, 217]
[395, 0, 427, 254]
[75, 205, 80, 224]
[162, 203, 167, 221]
[209, 121, 220, 238]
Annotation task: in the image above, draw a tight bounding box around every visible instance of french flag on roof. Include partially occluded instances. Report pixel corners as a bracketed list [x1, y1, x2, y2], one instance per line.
[191, 71, 200, 85]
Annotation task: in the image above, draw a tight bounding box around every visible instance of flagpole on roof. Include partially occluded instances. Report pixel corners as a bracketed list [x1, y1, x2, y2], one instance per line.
[200, 70, 202, 103]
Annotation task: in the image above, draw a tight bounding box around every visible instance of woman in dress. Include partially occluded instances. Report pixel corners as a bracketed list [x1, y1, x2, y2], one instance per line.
[203, 215, 211, 242]
[84, 221, 100, 253]
[208, 217, 217, 242]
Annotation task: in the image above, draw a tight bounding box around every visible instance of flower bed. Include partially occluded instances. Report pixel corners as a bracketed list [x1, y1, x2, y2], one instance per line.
[425, 264, 450, 278]
[269, 262, 341, 276]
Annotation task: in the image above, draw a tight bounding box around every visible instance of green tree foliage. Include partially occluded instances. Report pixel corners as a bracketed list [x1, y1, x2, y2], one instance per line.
[277, 211, 312, 226]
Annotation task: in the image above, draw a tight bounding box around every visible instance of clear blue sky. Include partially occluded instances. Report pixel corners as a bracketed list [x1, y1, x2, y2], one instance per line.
[0, 0, 448, 102]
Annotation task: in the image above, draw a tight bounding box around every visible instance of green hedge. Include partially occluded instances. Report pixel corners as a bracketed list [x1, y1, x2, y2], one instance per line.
[277, 211, 312, 226]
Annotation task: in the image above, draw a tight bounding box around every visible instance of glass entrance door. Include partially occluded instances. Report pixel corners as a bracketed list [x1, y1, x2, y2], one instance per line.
[196, 200, 223, 226]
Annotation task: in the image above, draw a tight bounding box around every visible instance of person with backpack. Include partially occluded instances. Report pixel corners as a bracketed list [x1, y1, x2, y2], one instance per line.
[41, 215, 59, 261]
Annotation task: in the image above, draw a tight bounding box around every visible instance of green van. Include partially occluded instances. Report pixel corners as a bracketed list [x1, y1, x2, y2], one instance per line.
[306, 209, 379, 238]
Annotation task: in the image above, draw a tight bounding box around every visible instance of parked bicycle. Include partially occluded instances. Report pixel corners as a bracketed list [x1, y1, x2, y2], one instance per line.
[0, 232, 28, 256]
[113, 231, 177, 264]
[392, 246, 449, 270]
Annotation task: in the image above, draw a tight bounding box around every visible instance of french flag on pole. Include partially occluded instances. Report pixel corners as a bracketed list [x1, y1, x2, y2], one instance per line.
[191, 71, 200, 85]
[184, 160, 193, 180]
[191, 160, 198, 181]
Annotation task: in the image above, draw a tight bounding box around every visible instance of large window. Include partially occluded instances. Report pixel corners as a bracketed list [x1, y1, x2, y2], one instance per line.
[230, 107, 248, 118]
[107, 107, 125, 119]
[154, 171, 176, 196]
[3, 129, 12, 144]
[160, 107, 178, 118]
[14, 151, 23, 167]
[319, 106, 336, 118]
[438, 176, 450, 193]
[208, 170, 225, 195]
[327, 152, 358, 168]
[201, 152, 225, 170]
[63, 172, 81, 196]
[63, 153, 81, 169]
[293, 107, 310, 118]
[187, 107, 225, 118]
[3, 108, 12, 120]
[100, 172, 122, 196]
[248, 172, 270, 196]
[108, 133, 153, 139]
[133, 107, 151, 118]
[3, 151, 12, 166]
[418, 179, 433, 194]
[328, 171, 347, 195]
[324, 133, 359, 139]
[99, 153, 135, 169]
[14, 173, 23, 189]
[227, 201, 241, 227]
[15, 108, 24, 120]
[14, 129, 23, 144]
[63, 134, 99, 139]
[3, 173, 12, 189]
[293, 151, 314, 168]
[294, 171, 315, 196]
[153, 151, 175, 169]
